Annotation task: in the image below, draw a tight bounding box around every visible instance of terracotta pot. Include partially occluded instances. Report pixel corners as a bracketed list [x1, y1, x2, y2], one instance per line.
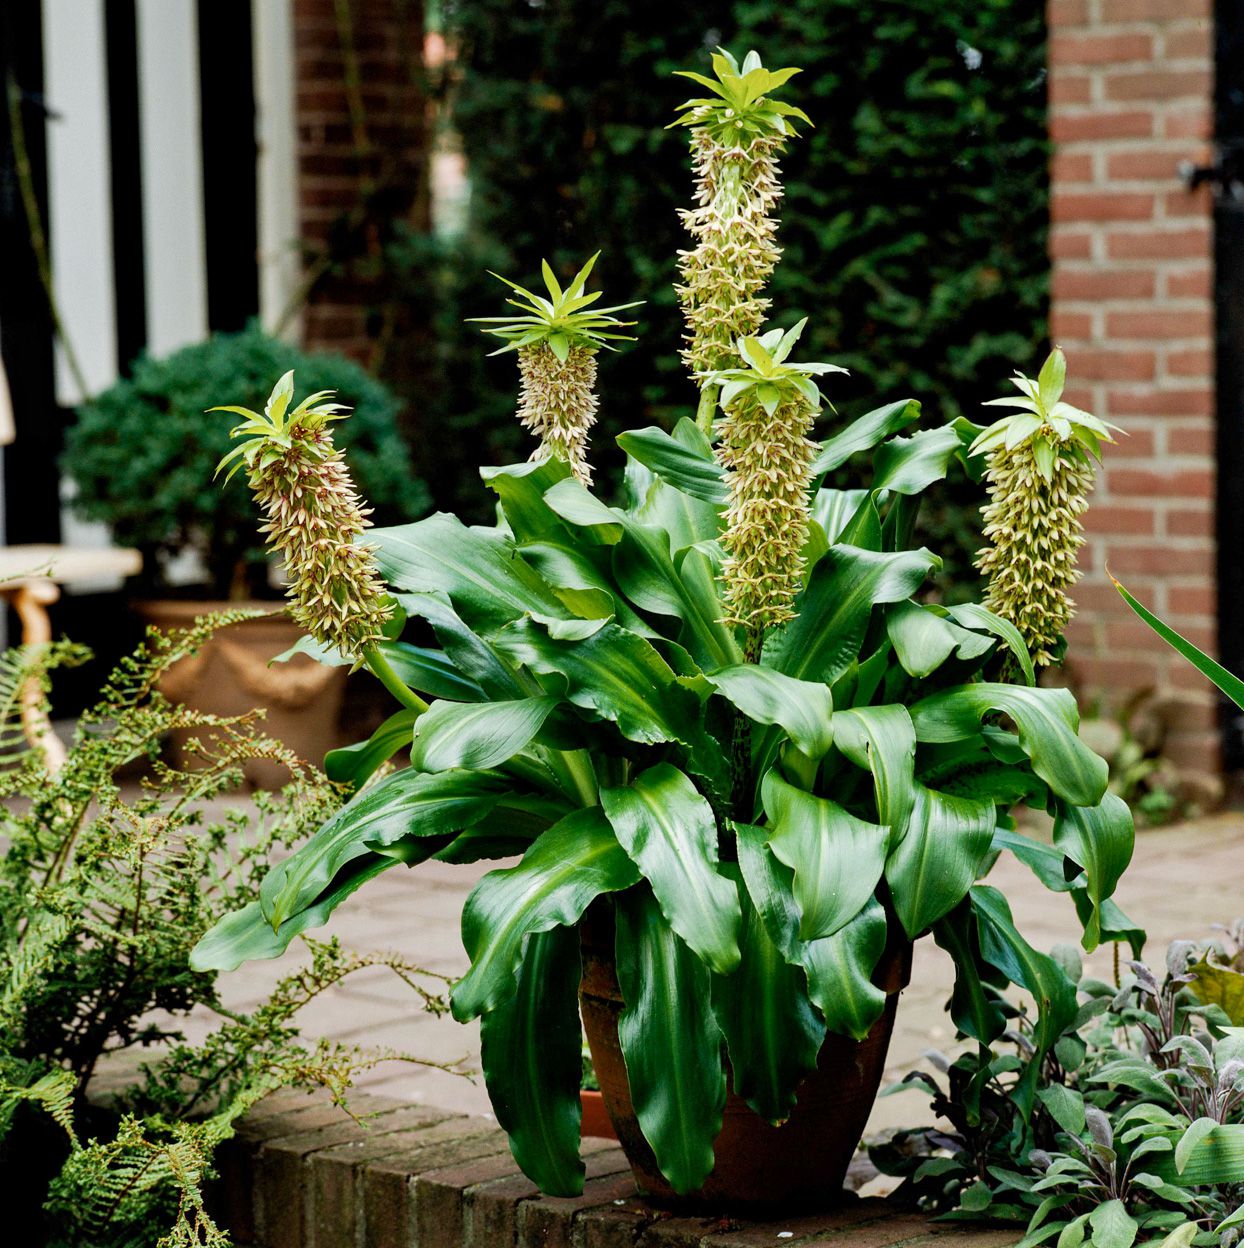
[578, 903, 912, 1212]
[134, 601, 347, 789]
[580, 1090, 618, 1141]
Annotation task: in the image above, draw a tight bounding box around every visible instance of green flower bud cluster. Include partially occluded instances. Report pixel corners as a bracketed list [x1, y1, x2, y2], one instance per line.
[972, 348, 1119, 667]
[469, 254, 638, 483]
[214, 373, 392, 662]
[673, 50, 809, 383]
[705, 322, 846, 635]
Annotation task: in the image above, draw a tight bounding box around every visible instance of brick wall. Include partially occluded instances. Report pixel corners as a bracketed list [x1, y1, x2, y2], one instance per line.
[1047, 0, 1218, 775]
[292, 0, 428, 361]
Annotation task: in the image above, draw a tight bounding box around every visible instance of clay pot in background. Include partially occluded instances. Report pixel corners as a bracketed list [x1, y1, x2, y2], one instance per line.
[135, 601, 346, 788]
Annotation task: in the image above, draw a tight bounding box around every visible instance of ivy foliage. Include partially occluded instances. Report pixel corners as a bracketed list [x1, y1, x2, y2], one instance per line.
[413, 0, 1047, 589]
[61, 325, 430, 598]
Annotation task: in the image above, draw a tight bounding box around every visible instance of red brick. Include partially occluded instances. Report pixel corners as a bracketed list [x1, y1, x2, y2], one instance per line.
[1051, 31, 1154, 64]
[1049, 0, 1090, 24]
[1168, 585, 1216, 615]
[1050, 309, 1095, 340]
[1165, 25, 1212, 59]
[1105, 226, 1210, 259]
[1051, 228, 1094, 260]
[1164, 107, 1213, 139]
[1104, 543, 1214, 577]
[1095, 425, 1155, 457]
[1105, 149, 1186, 181]
[1165, 185, 1213, 218]
[1053, 191, 1155, 222]
[1106, 387, 1212, 417]
[1104, 68, 1211, 103]
[1105, 308, 1212, 339]
[1168, 347, 1213, 376]
[1050, 73, 1094, 107]
[1053, 268, 1155, 300]
[1167, 424, 1214, 454]
[1052, 150, 1095, 183]
[1109, 467, 1213, 498]
[1165, 267, 1212, 298]
[1069, 348, 1158, 381]
[1082, 505, 1156, 536]
[1167, 507, 1213, 537]
[1101, 0, 1210, 17]
[1050, 110, 1153, 142]
[1072, 656, 1164, 692]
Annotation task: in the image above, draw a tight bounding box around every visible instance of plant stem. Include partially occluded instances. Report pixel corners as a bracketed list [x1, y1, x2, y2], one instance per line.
[363, 643, 429, 714]
[696, 384, 719, 435]
[731, 625, 765, 818]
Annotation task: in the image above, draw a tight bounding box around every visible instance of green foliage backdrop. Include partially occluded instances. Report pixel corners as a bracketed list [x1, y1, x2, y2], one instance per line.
[402, 0, 1047, 585]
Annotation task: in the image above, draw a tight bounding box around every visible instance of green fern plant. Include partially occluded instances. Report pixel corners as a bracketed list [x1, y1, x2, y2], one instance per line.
[0, 624, 455, 1247]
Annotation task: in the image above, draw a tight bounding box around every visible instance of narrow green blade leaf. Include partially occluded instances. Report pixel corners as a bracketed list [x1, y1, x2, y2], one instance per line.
[325, 708, 419, 788]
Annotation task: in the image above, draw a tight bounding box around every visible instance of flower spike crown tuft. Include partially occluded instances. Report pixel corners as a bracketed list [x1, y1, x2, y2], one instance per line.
[212, 371, 392, 663]
[469, 254, 641, 485]
[972, 347, 1120, 667]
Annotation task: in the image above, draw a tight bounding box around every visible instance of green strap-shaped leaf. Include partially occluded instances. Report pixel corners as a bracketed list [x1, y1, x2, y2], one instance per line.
[710, 866, 826, 1122]
[325, 708, 420, 787]
[886, 601, 994, 679]
[871, 424, 964, 495]
[762, 771, 886, 942]
[768, 545, 939, 685]
[1052, 793, 1134, 952]
[494, 617, 707, 749]
[735, 824, 887, 1042]
[931, 899, 1006, 1046]
[812, 488, 871, 544]
[261, 768, 510, 928]
[399, 592, 532, 699]
[479, 926, 584, 1196]
[452, 808, 639, 1020]
[376, 641, 489, 702]
[832, 706, 917, 848]
[191, 852, 402, 972]
[706, 665, 833, 759]
[410, 696, 559, 772]
[909, 683, 1108, 808]
[1114, 577, 1244, 708]
[600, 764, 740, 974]
[615, 888, 726, 1194]
[632, 436, 723, 552]
[971, 885, 1078, 1117]
[617, 421, 728, 505]
[885, 783, 995, 939]
[811, 399, 920, 477]
[373, 514, 569, 630]
[519, 540, 657, 634]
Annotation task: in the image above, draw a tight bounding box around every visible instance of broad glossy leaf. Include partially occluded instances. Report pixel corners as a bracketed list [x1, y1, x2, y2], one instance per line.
[710, 866, 825, 1122]
[832, 706, 917, 848]
[811, 399, 920, 476]
[191, 852, 400, 972]
[886, 784, 995, 939]
[325, 708, 419, 787]
[768, 545, 939, 684]
[411, 696, 559, 773]
[886, 601, 994, 679]
[871, 425, 964, 495]
[494, 617, 706, 749]
[617, 421, 728, 504]
[972, 885, 1078, 1115]
[1189, 961, 1244, 1025]
[399, 592, 530, 699]
[1115, 577, 1244, 709]
[600, 764, 740, 974]
[1052, 794, 1134, 951]
[378, 642, 488, 702]
[519, 540, 655, 634]
[373, 514, 568, 630]
[706, 665, 833, 759]
[452, 807, 639, 1020]
[261, 768, 508, 928]
[481, 457, 573, 542]
[1158, 1124, 1244, 1184]
[480, 926, 584, 1196]
[946, 603, 1035, 687]
[615, 888, 726, 1193]
[762, 772, 886, 941]
[812, 488, 870, 544]
[735, 824, 888, 1041]
[910, 684, 1107, 808]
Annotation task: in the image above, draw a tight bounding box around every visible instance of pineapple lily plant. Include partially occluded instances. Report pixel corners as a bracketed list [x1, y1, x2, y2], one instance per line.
[193, 53, 1137, 1202]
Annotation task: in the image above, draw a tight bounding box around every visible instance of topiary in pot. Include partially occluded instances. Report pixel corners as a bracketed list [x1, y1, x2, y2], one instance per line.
[62, 325, 429, 783]
[191, 51, 1137, 1209]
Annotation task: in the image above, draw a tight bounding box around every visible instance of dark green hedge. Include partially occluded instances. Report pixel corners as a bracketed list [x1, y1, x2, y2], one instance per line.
[405, 0, 1048, 587]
